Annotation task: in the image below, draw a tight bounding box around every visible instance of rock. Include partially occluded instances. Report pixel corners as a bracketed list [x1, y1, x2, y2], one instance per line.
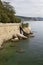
[16, 48, 25, 53]
[0, 46, 4, 50]
[30, 32, 33, 34]
[11, 38, 19, 42]
[23, 27, 31, 34]
[0, 23, 32, 48]
[29, 35, 35, 37]
[17, 33, 27, 39]
[10, 45, 15, 47]
[29, 33, 35, 38]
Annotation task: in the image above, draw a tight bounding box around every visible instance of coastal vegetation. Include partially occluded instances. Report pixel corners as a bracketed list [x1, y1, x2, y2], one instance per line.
[0, 0, 21, 23]
[22, 23, 29, 28]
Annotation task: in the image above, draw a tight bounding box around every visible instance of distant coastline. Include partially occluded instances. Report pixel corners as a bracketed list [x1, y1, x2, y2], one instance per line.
[16, 15, 43, 21]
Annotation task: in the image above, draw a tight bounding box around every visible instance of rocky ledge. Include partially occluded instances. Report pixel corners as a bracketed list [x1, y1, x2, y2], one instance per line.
[0, 23, 33, 47]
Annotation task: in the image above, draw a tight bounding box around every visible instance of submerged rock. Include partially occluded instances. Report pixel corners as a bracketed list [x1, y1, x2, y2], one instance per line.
[0, 46, 4, 50]
[30, 32, 33, 35]
[10, 45, 15, 47]
[29, 33, 35, 38]
[16, 48, 25, 53]
[29, 35, 35, 38]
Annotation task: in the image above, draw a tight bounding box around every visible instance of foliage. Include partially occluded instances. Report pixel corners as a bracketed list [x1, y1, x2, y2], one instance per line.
[0, 0, 21, 23]
[22, 23, 29, 28]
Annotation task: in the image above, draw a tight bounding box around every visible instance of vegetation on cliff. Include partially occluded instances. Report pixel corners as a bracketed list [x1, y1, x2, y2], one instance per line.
[0, 0, 21, 23]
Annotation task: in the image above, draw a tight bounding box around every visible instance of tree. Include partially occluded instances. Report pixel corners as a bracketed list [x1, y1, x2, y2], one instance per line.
[3, 1, 15, 14]
[0, 0, 21, 23]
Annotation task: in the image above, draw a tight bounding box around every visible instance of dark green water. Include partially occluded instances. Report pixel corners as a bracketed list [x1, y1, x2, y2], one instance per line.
[0, 21, 43, 65]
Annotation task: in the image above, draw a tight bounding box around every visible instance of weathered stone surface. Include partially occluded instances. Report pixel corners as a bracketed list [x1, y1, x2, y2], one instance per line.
[0, 23, 31, 47]
[17, 33, 27, 39]
[11, 38, 19, 42]
[0, 23, 20, 47]
[23, 26, 31, 34]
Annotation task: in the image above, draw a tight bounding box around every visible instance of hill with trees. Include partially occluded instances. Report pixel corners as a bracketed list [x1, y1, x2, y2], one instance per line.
[0, 0, 21, 23]
[17, 15, 43, 21]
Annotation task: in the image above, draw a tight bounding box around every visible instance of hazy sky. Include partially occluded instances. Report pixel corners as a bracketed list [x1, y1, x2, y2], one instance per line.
[2, 0, 43, 17]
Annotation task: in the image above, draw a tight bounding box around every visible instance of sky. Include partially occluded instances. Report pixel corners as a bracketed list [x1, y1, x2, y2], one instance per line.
[1, 0, 43, 17]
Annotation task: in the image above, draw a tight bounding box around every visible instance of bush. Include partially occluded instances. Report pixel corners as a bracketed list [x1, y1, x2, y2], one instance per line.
[22, 23, 29, 28]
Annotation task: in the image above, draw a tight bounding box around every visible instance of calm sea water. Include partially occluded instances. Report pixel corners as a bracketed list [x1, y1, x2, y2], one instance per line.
[0, 21, 43, 65]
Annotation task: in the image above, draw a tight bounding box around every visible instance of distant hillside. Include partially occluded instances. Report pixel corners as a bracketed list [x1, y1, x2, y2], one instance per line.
[16, 16, 43, 21]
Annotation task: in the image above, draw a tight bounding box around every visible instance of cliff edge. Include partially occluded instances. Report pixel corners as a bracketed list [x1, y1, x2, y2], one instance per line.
[0, 23, 31, 47]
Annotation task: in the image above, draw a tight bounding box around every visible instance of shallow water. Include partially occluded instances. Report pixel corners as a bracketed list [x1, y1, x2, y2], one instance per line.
[0, 21, 43, 65]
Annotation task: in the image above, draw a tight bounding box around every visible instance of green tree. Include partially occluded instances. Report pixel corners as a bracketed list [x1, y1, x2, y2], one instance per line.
[0, 0, 21, 23]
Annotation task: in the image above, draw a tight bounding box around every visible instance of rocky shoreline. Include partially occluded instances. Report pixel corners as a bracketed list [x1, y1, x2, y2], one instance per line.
[0, 23, 32, 48]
